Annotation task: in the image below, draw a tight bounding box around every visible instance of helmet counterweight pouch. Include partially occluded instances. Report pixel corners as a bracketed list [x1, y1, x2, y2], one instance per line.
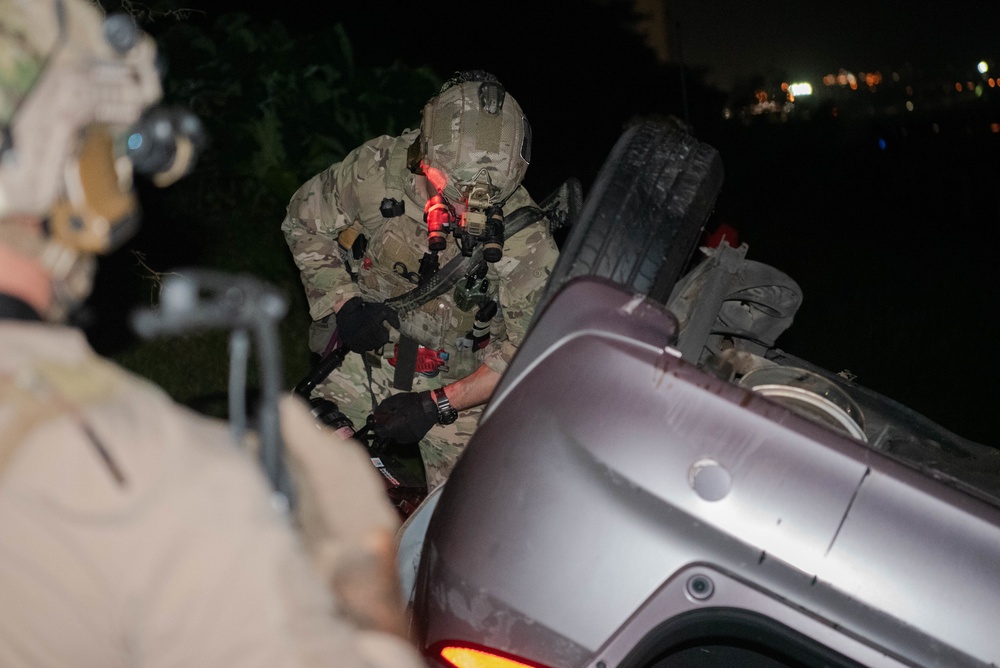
[478, 80, 505, 114]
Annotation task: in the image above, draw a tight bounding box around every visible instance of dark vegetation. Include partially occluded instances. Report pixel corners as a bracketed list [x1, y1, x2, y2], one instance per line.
[88, 5, 445, 403]
[87, 1, 997, 444]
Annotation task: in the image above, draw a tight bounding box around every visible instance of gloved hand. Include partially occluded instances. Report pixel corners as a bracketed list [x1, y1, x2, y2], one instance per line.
[372, 390, 438, 444]
[336, 296, 400, 353]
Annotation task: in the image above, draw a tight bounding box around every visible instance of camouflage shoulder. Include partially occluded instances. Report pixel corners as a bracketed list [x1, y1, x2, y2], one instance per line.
[505, 184, 540, 210]
[345, 133, 418, 223]
[286, 167, 330, 209]
[346, 134, 412, 183]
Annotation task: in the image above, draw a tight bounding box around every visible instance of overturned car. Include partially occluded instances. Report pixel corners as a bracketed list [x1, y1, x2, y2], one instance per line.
[407, 121, 1000, 668]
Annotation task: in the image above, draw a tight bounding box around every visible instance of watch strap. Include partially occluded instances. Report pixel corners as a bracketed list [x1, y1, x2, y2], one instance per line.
[432, 388, 458, 425]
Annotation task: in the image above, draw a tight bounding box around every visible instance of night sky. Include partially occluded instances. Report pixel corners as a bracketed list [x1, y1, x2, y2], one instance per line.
[671, 0, 1000, 88]
[216, 0, 1000, 88]
[129, 0, 998, 445]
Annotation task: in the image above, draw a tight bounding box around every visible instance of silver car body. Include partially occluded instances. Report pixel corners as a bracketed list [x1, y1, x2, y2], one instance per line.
[413, 276, 1000, 668]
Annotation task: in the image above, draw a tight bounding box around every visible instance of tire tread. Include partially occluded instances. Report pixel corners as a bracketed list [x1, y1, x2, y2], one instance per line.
[542, 122, 724, 306]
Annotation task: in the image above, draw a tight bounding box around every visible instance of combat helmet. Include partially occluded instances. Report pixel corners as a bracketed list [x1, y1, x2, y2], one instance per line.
[0, 0, 199, 320]
[416, 70, 531, 204]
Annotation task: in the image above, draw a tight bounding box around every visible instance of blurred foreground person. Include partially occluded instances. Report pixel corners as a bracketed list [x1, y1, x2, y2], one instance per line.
[0, 1, 422, 666]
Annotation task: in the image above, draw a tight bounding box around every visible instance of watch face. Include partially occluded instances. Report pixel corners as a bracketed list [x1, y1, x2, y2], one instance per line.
[435, 391, 458, 424]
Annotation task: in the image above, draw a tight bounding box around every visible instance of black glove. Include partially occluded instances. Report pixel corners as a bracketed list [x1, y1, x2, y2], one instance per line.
[372, 390, 438, 444]
[335, 296, 400, 353]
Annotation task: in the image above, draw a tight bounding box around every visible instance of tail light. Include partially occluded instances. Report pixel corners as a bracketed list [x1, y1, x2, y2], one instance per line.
[433, 641, 551, 668]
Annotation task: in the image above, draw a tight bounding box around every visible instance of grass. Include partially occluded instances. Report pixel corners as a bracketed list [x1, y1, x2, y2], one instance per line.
[109, 187, 317, 420]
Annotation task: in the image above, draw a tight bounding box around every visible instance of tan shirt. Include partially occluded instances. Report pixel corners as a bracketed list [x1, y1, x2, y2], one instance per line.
[0, 322, 423, 668]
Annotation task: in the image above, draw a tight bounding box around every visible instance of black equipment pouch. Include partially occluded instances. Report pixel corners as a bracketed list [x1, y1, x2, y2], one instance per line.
[392, 334, 420, 391]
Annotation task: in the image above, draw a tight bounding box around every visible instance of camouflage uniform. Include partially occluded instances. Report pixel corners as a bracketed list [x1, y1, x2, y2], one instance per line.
[283, 130, 559, 489]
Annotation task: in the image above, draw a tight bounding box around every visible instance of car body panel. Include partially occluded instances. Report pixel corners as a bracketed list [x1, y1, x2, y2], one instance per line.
[415, 278, 1000, 667]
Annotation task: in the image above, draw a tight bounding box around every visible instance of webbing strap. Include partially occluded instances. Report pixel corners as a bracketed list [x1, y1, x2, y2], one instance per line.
[0, 376, 44, 482]
[392, 334, 419, 391]
[0, 371, 126, 486]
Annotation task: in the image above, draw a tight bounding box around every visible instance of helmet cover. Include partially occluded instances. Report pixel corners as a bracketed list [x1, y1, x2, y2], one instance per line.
[0, 0, 161, 218]
[419, 71, 531, 203]
[0, 0, 162, 320]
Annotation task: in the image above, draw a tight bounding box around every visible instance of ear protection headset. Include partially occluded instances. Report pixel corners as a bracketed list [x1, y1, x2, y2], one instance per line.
[0, 3, 203, 257]
[47, 124, 139, 254]
[46, 106, 204, 255]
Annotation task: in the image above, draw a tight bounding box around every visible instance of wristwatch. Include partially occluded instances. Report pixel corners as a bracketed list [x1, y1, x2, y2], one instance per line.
[432, 388, 458, 425]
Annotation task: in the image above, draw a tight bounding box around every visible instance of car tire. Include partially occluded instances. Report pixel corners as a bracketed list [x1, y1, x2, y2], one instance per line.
[541, 120, 724, 306]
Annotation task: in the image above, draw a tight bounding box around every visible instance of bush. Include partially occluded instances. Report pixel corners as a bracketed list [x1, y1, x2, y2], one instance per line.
[99, 10, 441, 413]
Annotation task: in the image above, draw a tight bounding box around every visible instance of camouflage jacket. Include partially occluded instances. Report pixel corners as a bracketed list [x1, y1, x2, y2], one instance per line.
[282, 130, 559, 379]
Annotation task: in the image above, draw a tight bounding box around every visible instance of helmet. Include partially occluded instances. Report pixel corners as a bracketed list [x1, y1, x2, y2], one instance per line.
[417, 71, 531, 204]
[0, 0, 162, 222]
[0, 0, 195, 320]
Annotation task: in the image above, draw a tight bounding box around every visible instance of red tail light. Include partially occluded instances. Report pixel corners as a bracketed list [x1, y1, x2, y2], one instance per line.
[433, 642, 551, 668]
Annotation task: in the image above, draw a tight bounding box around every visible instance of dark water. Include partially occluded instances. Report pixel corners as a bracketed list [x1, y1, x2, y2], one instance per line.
[706, 111, 999, 446]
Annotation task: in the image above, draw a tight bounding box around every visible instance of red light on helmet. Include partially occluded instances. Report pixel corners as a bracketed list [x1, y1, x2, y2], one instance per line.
[434, 642, 550, 668]
[422, 161, 450, 195]
[424, 194, 452, 251]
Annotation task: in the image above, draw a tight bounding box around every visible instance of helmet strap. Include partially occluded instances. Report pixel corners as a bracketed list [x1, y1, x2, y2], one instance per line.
[406, 134, 424, 175]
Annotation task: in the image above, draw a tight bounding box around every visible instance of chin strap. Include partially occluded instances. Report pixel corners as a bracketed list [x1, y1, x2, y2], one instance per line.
[0, 293, 42, 321]
[0, 219, 96, 323]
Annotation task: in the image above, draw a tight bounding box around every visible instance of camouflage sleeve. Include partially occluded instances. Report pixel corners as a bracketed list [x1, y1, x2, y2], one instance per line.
[281, 163, 361, 321]
[281, 136, 399, 321]
[483, 186, 560, 375]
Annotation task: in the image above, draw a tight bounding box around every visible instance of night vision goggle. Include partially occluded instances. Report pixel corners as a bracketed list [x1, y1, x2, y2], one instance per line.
[423, 177, 505, 263]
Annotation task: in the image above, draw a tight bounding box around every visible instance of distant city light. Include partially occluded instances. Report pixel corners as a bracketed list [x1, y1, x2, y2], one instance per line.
[864, 72, 883, 90]
[736, 55, 999, 122]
